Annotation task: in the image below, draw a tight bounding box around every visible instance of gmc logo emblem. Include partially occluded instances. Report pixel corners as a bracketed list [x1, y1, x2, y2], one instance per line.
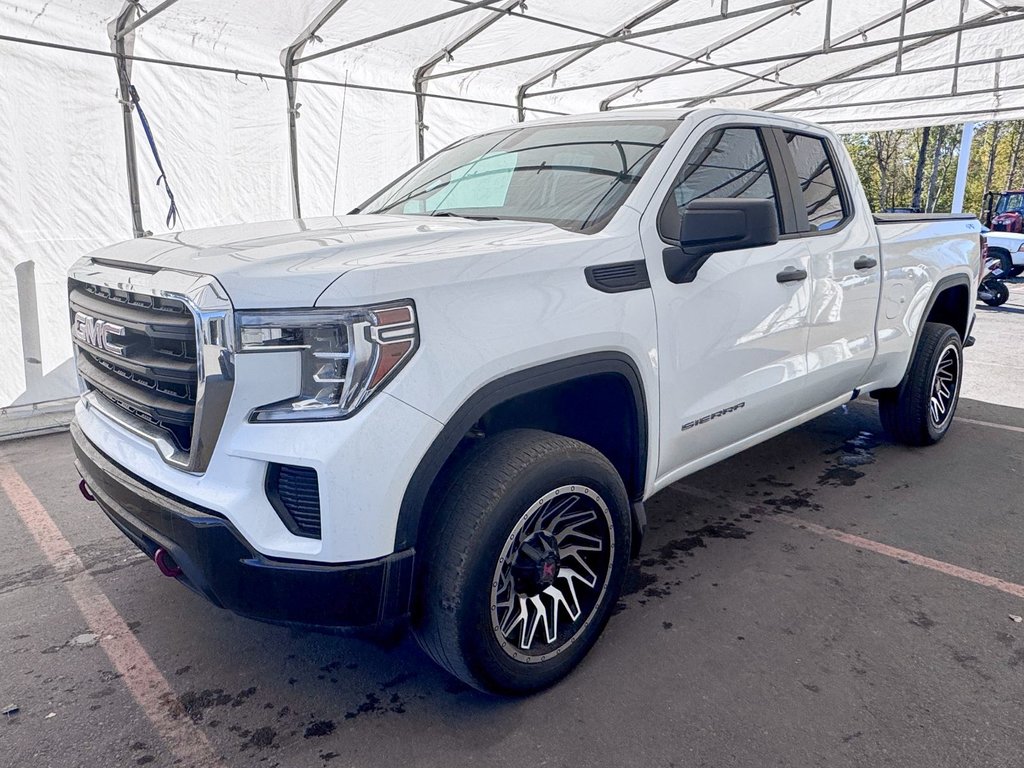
[72, 311, 126, 356]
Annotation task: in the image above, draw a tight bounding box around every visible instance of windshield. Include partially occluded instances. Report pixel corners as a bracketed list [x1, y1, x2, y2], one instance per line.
[996, 192, 1024, 214]
[358, 120, 678, 233]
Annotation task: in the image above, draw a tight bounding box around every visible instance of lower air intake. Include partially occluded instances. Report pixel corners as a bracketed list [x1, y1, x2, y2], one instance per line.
[267, 464, 322, 539]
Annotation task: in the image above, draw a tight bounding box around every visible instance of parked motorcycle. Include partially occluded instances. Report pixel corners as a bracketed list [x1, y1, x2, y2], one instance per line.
[979, 250, 1010, 307]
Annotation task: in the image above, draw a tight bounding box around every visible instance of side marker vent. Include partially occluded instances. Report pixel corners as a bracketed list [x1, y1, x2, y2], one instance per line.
[585, 260, 651, 293]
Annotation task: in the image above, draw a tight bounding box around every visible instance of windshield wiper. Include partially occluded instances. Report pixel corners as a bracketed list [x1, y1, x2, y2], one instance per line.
[427, 211, 501, 221]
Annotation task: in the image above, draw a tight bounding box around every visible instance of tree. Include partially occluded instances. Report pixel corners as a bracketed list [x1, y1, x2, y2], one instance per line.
[841, 120, 1024, 214]
[984, 122, 1002, 197]
[911, 126, 930, 210]
[925, 125, 947, 212]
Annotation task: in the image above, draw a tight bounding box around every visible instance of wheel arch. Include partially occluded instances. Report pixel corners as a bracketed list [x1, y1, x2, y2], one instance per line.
[396, 352, 649, 553]
[922, 272, 972, 341]
[873, 272, 972, 401]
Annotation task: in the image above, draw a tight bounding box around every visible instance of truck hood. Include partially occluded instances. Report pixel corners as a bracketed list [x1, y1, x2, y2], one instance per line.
[86, 214, 571, 307]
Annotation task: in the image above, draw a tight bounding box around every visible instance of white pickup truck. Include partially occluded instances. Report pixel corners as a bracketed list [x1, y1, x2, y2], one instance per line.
[69, 108, 981, 694]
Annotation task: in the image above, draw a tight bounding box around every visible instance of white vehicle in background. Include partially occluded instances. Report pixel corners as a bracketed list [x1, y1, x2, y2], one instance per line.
[69, 108, 981, 695]
[983, 229, 1024, 277]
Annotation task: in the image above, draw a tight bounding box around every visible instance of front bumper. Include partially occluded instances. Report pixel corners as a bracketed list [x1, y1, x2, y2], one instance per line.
[72, 421, 414, 628]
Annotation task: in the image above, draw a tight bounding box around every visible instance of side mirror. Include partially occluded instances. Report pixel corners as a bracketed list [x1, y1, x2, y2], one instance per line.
[663, 198, 779, 284]
[982, 191, 994, 228]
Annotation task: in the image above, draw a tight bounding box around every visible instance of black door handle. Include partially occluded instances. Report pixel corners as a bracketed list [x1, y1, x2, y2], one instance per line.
[776, 266, 808, 283]
[854, 255, 878, 270]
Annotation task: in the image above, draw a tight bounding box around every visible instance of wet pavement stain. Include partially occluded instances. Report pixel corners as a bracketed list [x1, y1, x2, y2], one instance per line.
[175, 689, 234, 722]
[304, 720, 336, 738]
[615, 523, 752, 612]
[819, 431, 881, 487]
[614, 417, 888, 623]
[248, 726, 276, 749]
[759, 488, 821, 513]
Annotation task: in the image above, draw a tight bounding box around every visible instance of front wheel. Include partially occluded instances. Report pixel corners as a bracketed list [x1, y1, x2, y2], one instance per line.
[413, 429, 631, 695]
[878, 322, 963, 446]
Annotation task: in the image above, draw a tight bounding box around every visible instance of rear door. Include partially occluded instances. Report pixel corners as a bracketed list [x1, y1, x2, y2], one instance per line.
[771, 130, 882, 405]
[641, 119, 813, 480]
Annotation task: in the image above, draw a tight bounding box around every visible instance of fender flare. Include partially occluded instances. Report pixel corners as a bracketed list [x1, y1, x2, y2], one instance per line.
[914, 272, 972, 345]
[394, 352, 649, 551]
[876, 272, 973, 399]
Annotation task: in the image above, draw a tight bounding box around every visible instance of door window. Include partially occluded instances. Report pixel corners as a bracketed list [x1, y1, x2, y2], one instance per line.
[782, 132, 848, 232]
[659, 127, 782, 241]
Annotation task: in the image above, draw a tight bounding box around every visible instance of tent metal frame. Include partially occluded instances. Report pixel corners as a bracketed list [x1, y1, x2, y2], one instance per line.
[595, 0, 815, 112]
[629, 0, 943, 110]
[522, 10, 1024, 100]
[110, 0, 181, 238]
[9, 0, 1022, 234]
[599, 50, 1024, 113]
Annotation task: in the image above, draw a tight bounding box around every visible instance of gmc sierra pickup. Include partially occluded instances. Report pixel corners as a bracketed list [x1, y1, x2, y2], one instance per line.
[69, 108, 982, 694]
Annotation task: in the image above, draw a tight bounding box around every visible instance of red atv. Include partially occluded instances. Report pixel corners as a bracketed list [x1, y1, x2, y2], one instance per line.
[984, 189, 1024, 232]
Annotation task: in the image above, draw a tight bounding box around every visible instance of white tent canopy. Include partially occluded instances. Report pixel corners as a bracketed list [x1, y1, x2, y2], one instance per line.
[3, 0, 1024, 422]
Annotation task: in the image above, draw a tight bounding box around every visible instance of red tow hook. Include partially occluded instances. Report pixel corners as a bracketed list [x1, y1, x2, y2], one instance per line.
[78, 478, 95, 502]
[154, 548, 183, 578]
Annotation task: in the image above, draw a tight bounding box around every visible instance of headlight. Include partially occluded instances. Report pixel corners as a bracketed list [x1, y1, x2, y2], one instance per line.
[236, 301, 418, 422]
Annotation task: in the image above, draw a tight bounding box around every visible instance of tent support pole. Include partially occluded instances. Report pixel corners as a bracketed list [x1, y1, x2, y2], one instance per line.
[110, 1, 176, 238]
[114, 0, 179, 40]
[755, 8, 1001, 112]
[823, 0, 833, 50]
[521, 4, 1020, 101]
[662, 0, 940, 110]
[604, 50, 1024, 111]
[514, 0, 683, 117]
[284, 65, 302, 219]
[952, 122, 976, 214]
[113, 33, 145, 238]
[296, 0, 506, 65]
[598, 1, 810, 111]
[425, 0, 800, 83]
[895, 0, 908, 72]
[414, 0, 522, 161]
[952, 0, 967, 94]
[282, 0, 353, 219]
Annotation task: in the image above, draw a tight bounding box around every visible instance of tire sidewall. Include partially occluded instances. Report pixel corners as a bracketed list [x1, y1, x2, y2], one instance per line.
[453, 448, 631, 694]
[924, 328, 963, 443]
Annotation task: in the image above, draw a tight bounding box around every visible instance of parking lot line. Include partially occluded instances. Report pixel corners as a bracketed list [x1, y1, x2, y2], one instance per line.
[773, 515, 1024, 601]
[0, 459, 224, 767]
[671, 483, 1024, 602]
[954, 416, 1024, 434]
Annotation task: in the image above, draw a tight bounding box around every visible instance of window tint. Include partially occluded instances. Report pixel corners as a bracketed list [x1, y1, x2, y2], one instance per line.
[783, 131, 848, 232]
[661, 127, 781, 239]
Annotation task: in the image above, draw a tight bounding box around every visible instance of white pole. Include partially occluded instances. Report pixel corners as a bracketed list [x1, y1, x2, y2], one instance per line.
[951, 121, 976, 213]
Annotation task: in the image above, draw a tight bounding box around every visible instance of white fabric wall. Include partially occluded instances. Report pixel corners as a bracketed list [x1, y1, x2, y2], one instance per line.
[3, 0, 1024, 414]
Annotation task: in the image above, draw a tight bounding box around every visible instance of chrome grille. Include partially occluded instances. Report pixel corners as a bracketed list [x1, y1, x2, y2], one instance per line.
[70, 280, 199, 452]
[68, 261, 234, 473]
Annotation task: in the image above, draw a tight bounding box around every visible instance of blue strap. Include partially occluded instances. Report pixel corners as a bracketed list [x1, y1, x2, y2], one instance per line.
[127, 82, 179, 229]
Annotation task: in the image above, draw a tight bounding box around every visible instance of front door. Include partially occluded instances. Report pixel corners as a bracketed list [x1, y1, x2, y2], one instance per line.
[641, 121, 812, 481]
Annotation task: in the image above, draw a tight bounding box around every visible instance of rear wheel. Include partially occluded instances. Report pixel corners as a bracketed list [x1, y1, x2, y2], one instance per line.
[878, 322, 963, 446]
[982, 280, 1009, 307]
[413, 429, 631, 695]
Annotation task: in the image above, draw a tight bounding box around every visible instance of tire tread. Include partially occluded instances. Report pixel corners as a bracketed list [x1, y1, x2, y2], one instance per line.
[878, 321, 961, 446]
[413, 429, 627, 693]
